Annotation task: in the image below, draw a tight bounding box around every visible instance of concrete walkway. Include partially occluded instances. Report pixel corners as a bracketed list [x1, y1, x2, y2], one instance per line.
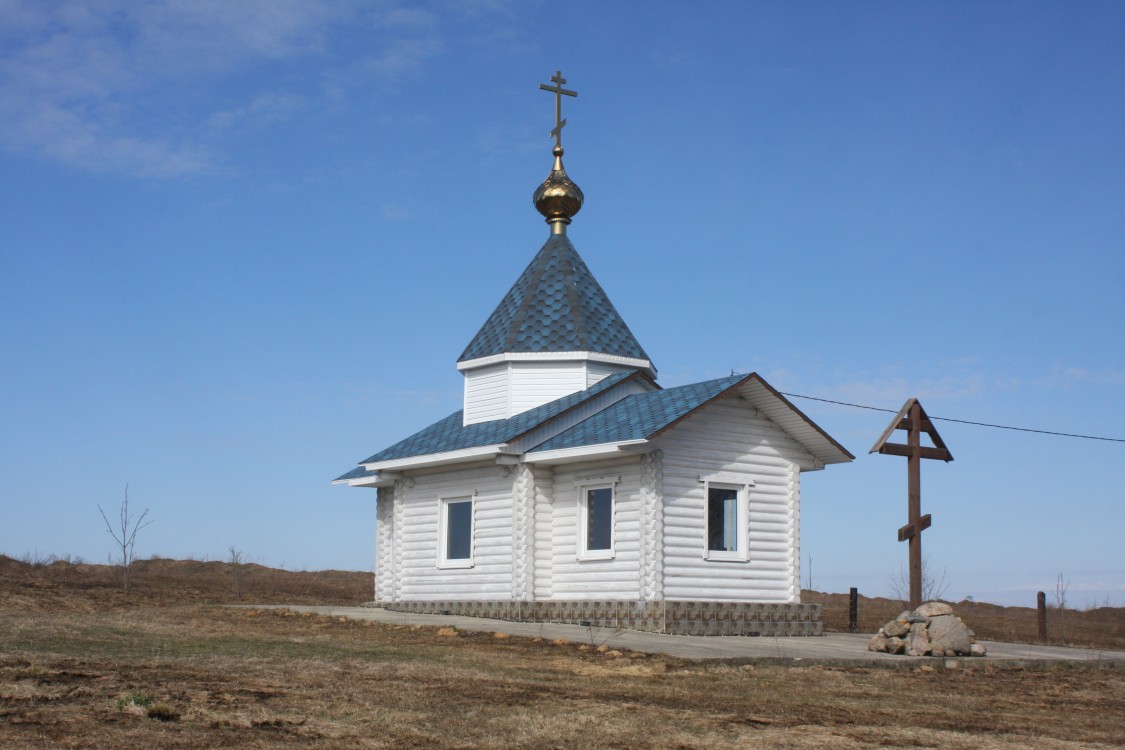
[243, 605, 1125, 666]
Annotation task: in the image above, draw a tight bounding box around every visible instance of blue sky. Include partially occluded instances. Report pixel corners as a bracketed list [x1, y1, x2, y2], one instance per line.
[2, 1, 1122, 607]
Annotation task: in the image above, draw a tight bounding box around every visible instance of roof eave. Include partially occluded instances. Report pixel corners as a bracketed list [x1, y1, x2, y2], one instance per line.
[737, 374, 856, 465]
[362, 445, 506, 473]
[523, 439, 649, 466]
[641, 372, 853, 467]
[456, 350, 656, 378]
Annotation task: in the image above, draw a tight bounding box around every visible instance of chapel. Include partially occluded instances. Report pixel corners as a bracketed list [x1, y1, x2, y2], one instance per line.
[335, 73, 853, 635]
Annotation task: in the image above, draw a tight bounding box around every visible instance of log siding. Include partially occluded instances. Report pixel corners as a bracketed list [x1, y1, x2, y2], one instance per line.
[393, 464, 515, 600]
[549, 457, 644, 600]
[654, 397, 815, 603]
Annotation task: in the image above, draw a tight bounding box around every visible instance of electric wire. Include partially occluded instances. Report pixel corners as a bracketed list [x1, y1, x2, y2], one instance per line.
[778, 392, 1125, 444]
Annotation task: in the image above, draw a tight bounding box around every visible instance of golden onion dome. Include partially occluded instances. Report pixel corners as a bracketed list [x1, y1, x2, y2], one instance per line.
[533, 145, 583, 232]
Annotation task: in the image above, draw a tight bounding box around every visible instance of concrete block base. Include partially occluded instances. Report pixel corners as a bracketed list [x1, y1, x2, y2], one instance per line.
[373, 599, 822, 636]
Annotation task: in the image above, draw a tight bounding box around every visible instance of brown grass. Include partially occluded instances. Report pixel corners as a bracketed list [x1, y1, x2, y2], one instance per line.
[805, 590, 1125, 651]
[0, 554, 373, 612]
[2, 557, 1123, 749]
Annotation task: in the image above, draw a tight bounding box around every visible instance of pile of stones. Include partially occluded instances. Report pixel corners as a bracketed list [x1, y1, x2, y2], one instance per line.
[868, 601, 986, 657]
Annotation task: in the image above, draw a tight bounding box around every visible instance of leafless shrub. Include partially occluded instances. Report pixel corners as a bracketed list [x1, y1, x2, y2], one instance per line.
[1054, 573, 1070, 610]
[97, 484, 153, 591]
[229, 546, 244, 601]
[886, 554, 949, 604]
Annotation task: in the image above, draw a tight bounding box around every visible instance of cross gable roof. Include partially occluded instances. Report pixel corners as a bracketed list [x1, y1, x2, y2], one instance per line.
[335, 371, 853, 482]
[457, 234, 651, 365]
[335, 370, 647, 480]
[528, 374, 744, 451]
[528, 372, 855, 467]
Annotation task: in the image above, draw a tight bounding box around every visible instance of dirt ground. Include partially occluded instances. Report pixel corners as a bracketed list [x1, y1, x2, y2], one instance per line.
[2, 557, 1123, 749]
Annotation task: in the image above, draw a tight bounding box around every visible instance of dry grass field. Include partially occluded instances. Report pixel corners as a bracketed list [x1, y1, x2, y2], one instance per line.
[805, 590, 1125, 652]
[2, 556, 1123, 749]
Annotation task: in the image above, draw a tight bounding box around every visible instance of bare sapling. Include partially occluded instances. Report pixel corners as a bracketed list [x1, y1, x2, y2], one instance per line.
[229, 546, 244, 600]
[1054, 573, 1070, 610]
[97, 484, 153, 591]
[887, 554, 949, 604]
[1053, 572, 1071, 641]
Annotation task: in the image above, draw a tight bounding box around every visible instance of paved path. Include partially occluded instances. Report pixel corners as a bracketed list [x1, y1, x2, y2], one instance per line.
[242, 605, 1124, 666]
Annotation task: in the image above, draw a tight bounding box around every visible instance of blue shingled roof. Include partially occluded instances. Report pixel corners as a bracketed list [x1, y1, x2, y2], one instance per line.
[334, 371, 643, 479]
[458, 234, 651, 364]
[335, 465, 378, 482]
[529, 374, 746, 452]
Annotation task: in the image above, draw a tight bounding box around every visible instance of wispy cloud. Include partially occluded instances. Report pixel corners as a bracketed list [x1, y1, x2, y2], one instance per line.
[832, 373, 990, 409]
[0, 0, 459, 177]
[1037, 366, 1125, 389]
[378, 204, 413, 221]
[205, 93, 307, 134]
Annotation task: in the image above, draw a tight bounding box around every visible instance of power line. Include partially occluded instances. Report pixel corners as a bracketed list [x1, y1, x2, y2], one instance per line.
[779, 392, 1125, 444]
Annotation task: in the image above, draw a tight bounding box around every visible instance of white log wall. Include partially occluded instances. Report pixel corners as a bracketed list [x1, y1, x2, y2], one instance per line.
[512, 463, 535, 601]
[375, 486, 394, 601]
[374, 393, 814, 605]
[392, 463, 516, 600]
[531, 463, 555, 599]
[550, 457, 644, 600]
[654, 396, 815, 603]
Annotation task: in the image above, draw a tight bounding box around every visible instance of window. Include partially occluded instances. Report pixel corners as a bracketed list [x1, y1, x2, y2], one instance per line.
[578, 485, 614, 559]
[705, 482, 747, 561]
[439, 497, 473, 568]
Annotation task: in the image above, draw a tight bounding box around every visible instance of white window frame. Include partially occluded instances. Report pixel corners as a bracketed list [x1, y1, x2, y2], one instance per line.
[437, 495, 474, 569]
[703, 480, 751, 562]
[576, 481, 616, 561]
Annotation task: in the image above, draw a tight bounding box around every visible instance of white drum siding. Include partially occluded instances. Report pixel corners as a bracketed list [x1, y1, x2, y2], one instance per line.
[510, 362, 586, 416]
[463, 363, 508, 424]
[462, 360, 644, 425]
[586, 360, 633, 387]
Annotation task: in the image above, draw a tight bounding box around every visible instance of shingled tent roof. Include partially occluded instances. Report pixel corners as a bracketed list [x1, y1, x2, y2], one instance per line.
[458, 234, 651, 364]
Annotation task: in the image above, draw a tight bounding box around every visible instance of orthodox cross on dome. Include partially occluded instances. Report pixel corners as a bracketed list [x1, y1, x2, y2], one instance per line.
[539, 70, 577, 149]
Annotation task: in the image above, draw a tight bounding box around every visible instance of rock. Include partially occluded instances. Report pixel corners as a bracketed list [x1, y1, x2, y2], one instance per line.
[911, 623, 931, 656]
[884, 618, 910, 638]
[928, 614, 972, 655]
[871, 606, 981, 659]
[915, 601, 954, 618]
[970, 643, 987, 657]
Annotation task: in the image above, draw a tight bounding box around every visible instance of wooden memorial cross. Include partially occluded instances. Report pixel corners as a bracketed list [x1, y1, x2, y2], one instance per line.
[870, 398, 953, 610]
